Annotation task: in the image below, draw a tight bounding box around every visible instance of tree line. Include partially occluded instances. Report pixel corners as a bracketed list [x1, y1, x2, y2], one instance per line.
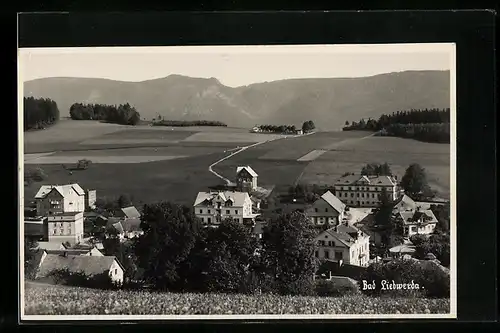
[69, 102, 141, 125]
[24, 97, 60, 131]
[342, 108, 450, 143]
[152, 119, 227, 127]
[255, 120, 315, 134]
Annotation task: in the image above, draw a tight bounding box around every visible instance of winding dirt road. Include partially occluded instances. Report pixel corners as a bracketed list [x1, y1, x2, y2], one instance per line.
[208, 131, 315, 185]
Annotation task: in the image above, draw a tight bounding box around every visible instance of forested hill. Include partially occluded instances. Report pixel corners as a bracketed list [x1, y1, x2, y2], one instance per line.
[24, 70, 450, 130]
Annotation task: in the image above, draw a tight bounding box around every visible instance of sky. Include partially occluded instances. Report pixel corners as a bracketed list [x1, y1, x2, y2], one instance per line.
[19, 44, 454, 87]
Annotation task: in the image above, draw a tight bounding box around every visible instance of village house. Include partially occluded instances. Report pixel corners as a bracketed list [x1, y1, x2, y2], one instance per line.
[193, 190, 259, 225]
[236, 166, 258, 192]
[35, 184, 86, 216]
[35, 253, 125, 285]
[84, 189, 97, 211]
[315, 224, 370, 267]
[47, 211, 84, 246]
[397, 208, 438, 237]
[334, 174, 399, 207]
[106, 217, 143, 240]
[307, 191, 346, 227]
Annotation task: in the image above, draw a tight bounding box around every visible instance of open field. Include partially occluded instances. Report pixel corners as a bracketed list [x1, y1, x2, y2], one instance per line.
[24, 282, 450, 315]
[24, 152, 227, 206]
[22, 121, 450, 205]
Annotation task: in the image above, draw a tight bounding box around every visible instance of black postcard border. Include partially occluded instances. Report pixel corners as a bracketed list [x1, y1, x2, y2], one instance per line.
[6, 9, 498, 330]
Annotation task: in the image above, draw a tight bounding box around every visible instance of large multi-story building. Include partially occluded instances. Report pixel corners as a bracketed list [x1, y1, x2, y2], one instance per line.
[84, 189, 97, 211]
[334, 174, 399, 207]
[35, 184, 86, 216]
[47, 211, 84, 245]
[314, 224, 370, 267]
[306, 191, 346, 227]
[193, 191, 259, 225]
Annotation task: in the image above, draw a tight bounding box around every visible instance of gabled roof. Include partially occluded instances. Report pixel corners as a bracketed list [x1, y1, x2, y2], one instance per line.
[399, 209, 438, 225]
[236, 166, 258, 177]
[317, 225, 366, 248]
[35, 184, 85, 199]
[194, 191, 251, 207]
[334, 175, 397, 186]
[121, 218, 142, 232]
[120, 206, 141, 219]
[37, 254, 122, 278]
[393, 194, 417, 212]
[319, 191, 346, 213]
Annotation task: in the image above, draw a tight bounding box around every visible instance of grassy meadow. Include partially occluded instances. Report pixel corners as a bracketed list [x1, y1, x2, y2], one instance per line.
[24, 282, 450, 316]
[22, 120, 451, 206]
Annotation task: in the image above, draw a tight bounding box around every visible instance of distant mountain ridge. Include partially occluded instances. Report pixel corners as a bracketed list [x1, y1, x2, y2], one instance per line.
[24, 70, 450, 130]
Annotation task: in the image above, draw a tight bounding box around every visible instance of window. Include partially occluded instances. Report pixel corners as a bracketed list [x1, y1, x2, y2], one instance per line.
[234, 218, 239, 222]
[372, 193, 375, 198]
[115, 269, 117, 274]
[315, 208, 318, 212]
[226, 210, 230, 214]
[324, 250, 330, 259]
[351, 193, 354, 197]
[208, 209, 211, 214]
[208, 218, 211, 224]
[199, 209, 202, 213]
[201, 217, 204, 223]
[325, 208, 328, 212]
[349, 187, 352, 190]
[361, 193, 364, 198]
[335, 251, 343, 260]
[356, 193, 359, 197]
[315, 251, 319, 258]
[235, 210, 239, 214]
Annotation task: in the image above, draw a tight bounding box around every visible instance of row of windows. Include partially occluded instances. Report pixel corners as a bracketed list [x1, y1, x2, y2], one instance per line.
[200, 209, 239, 215]
[52, 228, 72, 235]
[337, 192, 382, 199]
[315, 250, 343, 260]
[200, 217, 240, 224]
[336, 186, 392, 191]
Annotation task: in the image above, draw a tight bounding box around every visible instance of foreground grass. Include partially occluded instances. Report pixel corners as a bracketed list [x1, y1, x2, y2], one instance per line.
[24, 283, 450, 315]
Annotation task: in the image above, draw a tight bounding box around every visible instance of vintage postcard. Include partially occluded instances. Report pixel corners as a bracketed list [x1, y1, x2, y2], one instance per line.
[19, 43, 456, 320]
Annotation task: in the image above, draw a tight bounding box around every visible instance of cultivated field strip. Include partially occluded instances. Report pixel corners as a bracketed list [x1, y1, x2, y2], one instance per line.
[24, 155, 187, 164]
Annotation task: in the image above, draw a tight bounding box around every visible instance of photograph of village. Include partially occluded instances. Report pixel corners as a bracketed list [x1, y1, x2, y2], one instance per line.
[19, 44, 455, 319]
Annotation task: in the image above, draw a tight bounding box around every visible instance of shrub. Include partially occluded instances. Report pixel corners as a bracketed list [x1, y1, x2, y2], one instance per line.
[315, 279, 360, 297]
[25, 167, 48, 182]
[47, 268, 120, 290]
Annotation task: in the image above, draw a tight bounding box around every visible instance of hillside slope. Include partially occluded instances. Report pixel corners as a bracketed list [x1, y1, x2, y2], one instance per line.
[24, 70, 450, 130]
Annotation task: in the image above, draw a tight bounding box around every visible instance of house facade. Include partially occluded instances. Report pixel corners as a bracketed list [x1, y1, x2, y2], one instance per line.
[397, 209, 438, 237]
[47, 212, 84, 245]
[85, 189, 97, 211]
[315, 225, 370, 267]
[334, 175, 398, 207]
[193, 191, 259, 225]
[35, 184, 86, 216]
[236, 166, 258, 192]
[307, 191, 346, 226]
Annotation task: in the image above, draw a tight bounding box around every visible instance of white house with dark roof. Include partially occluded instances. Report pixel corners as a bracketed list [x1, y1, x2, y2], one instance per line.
[334, 174, 398, 207]
[397, 209, 439, 237]
[193, 191, 259, 225]
[315, 225, 370, 267]
[35, 184, 86, 216]
[307, 191, 346, 226]
[236, 166, 258, 192]
[36, 253, 125, 285]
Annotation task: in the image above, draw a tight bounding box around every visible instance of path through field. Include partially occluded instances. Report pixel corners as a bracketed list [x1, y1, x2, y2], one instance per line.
[208, 131, 315, 185]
